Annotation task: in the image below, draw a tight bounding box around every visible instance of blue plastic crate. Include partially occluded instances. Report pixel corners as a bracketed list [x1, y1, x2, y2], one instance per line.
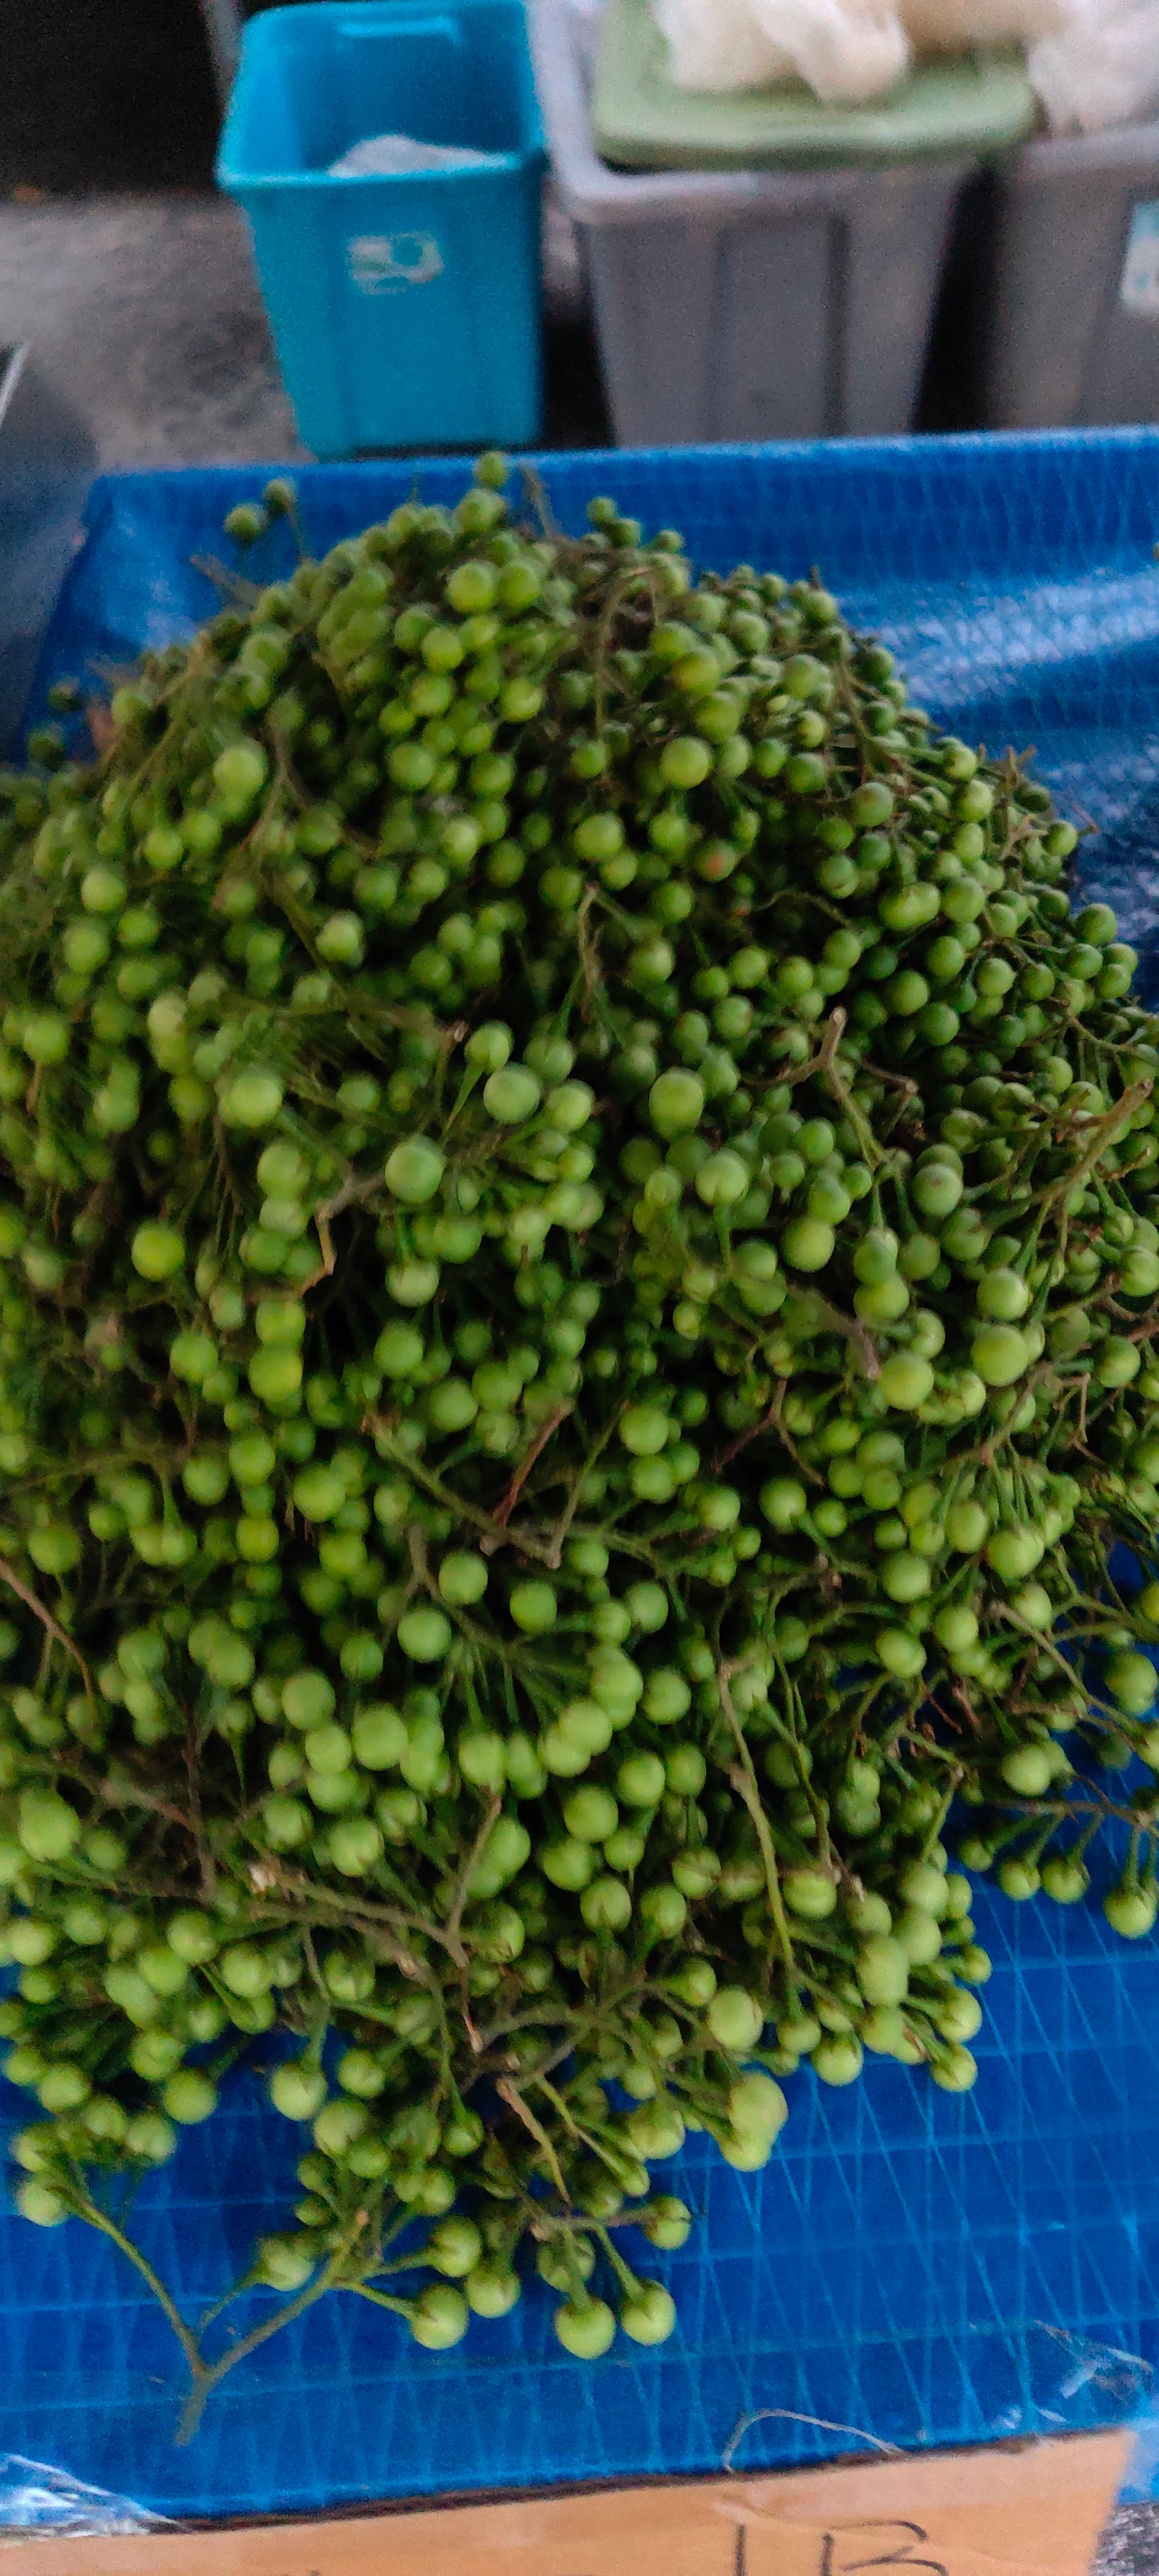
[10, 429, 1159, 2526]
[217, 3, 545, 458]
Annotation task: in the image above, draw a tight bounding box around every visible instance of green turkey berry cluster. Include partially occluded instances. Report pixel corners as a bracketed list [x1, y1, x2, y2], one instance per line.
[0, 456, 1157, 2427]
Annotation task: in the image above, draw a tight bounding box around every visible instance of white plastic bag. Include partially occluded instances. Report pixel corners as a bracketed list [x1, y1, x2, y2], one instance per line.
[328, 132, 503, 174]
[751, 0, 910, 99]
[651, 0, 792, 94]
[654, 0, 910, 99]
[1027, 0, 1159, 133]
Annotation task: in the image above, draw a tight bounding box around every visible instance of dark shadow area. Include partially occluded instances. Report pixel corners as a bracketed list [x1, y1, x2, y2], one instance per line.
[0, 0, 221, 194]
[542, 312, 612, 448]
[917, 167, 996, 434]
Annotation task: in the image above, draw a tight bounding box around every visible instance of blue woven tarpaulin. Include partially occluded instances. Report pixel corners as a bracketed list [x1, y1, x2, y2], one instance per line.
[7, 429, 1159, 2521]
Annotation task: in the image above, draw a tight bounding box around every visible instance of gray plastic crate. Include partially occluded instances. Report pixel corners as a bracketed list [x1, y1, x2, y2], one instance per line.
[981, 122, 1159, 428]
[529, 0, 975, 446]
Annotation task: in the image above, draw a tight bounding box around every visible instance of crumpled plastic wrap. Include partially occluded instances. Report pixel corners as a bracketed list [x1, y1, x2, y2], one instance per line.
[650, 0, 792, 93]
[650, 0, 1159, 126]
[654, 0, 911, 95]
[0, 2454, 164, 2535]
[752, 0, 911, 99]
[1027, 0, 1159, 135]
[328, 132, 505, 173]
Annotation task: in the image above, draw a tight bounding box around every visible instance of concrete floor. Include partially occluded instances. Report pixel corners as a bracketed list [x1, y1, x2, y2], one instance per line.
[0, 190, 599, 471]
[0, 197, 300, 467]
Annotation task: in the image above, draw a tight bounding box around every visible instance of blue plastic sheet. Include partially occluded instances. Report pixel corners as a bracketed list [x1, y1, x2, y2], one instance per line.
[10, 428, 1159, 2522]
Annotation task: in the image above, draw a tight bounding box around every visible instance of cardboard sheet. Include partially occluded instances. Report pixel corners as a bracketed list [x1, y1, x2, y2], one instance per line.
[3, 2428, 1131, 2576]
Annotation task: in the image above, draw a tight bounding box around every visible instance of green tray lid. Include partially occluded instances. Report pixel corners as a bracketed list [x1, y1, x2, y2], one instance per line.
[593, 0, 1038, 170]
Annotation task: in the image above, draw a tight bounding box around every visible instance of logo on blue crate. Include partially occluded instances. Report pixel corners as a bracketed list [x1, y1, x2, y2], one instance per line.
[1121, 204, 1159, 320]
[347, 233, 444, 294]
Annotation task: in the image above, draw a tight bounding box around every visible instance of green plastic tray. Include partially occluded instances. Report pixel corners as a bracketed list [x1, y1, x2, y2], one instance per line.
[592, 0, 1037, 170]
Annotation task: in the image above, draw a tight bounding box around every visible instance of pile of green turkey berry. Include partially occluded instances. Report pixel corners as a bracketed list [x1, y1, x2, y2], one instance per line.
[0, 452, 1154, 2424]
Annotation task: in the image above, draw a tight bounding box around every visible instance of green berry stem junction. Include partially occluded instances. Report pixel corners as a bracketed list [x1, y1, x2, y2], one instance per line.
[0, 456, 1156, 2426]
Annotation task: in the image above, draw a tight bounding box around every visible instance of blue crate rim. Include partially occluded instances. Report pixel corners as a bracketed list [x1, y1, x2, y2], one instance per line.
[83, 422, 1159, 497]
[220, 0, 545, 192]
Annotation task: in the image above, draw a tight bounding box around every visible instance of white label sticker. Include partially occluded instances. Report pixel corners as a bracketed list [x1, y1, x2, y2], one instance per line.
[1121, 201, 1159, 318]
[347, 232, 444, 294]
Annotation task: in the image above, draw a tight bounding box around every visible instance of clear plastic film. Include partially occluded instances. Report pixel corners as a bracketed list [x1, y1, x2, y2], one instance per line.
[0, 2455, 164, 2535]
